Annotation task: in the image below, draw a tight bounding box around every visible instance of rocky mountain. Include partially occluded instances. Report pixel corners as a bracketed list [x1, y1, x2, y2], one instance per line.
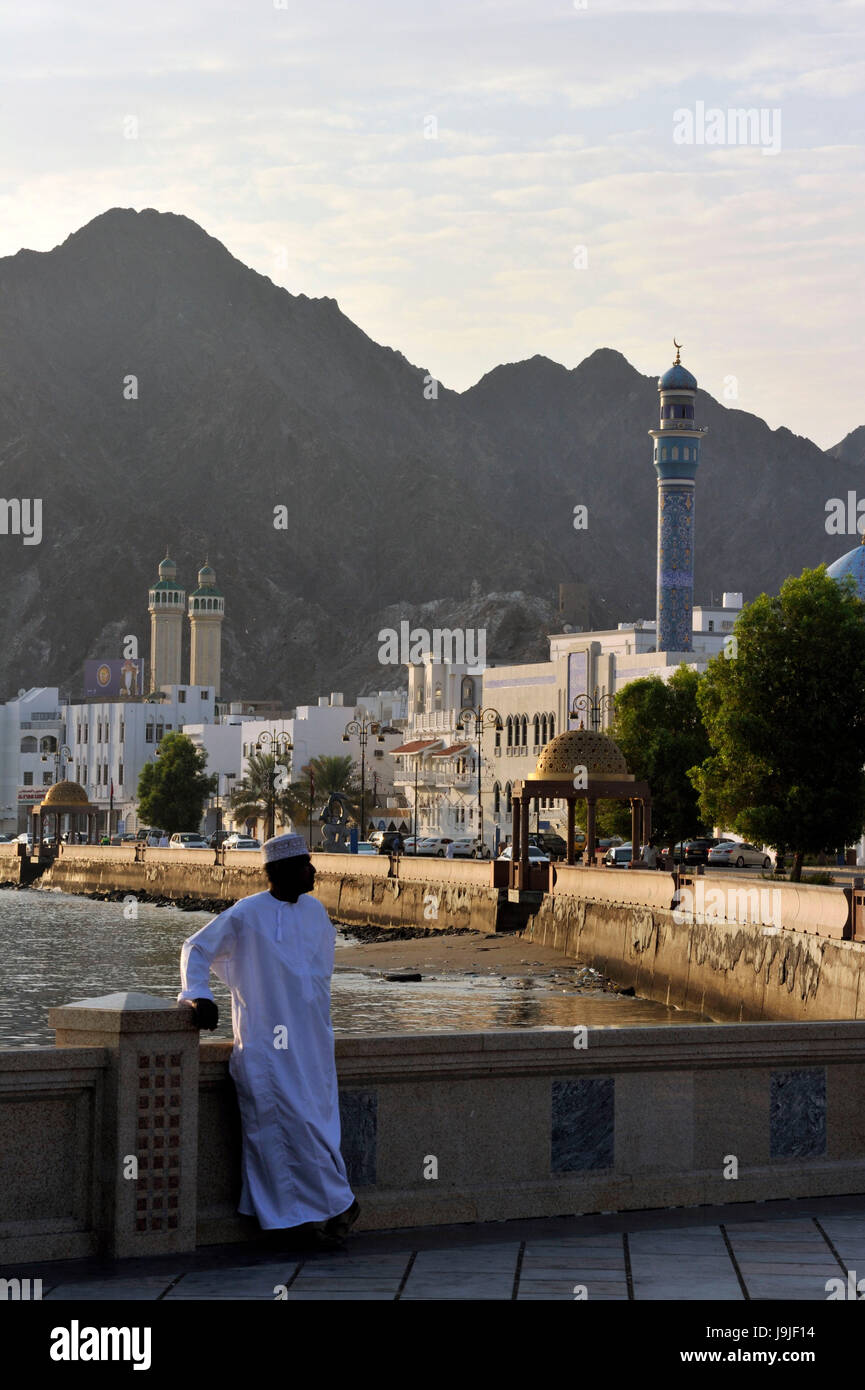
[828, 427, 865, 467]
[0, 207, 859, 706]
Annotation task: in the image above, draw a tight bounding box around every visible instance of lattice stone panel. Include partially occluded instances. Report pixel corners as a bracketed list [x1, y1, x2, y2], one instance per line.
[135, 1051, 182, 1233]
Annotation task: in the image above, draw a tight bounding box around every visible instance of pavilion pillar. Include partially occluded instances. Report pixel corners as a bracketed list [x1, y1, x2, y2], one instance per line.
[519, 795, 530, 890]
[566, 799, 576, 865]
[586, 797, 597, 866]
[511, 794, 520, 889]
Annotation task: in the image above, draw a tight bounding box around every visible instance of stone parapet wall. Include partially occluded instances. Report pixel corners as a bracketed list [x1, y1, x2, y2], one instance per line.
[5, 999, 865, 1263]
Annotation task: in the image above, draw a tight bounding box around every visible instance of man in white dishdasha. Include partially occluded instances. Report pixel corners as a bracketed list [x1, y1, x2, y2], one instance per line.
[178, 832, 359, 1246]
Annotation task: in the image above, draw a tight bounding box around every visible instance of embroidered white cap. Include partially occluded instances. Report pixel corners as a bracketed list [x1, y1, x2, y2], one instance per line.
[262, 833, 310, 863]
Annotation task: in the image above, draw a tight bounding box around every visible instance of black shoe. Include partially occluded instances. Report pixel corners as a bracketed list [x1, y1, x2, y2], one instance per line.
[322, 1198, 360, 1241]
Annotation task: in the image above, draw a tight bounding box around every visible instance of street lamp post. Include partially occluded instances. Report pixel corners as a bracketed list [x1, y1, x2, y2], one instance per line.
[455, 705, 502, 856]
[570, 687, 616, 732]
[254, 731, 294, 842]
[342, 717, 384, 842]
[41, 743, 73, 839]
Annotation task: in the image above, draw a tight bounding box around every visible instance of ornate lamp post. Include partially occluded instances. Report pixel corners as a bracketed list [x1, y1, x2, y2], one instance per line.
[342, 717, 384, 841]
[455, 705, 502, 855]
[41, 743, 73, 839]
[570, 687, 616, 732]
[254, 731, 294, 841]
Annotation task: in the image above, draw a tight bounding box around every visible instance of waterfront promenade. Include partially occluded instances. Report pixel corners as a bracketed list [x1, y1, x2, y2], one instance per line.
[21, 1193, 865, 1300]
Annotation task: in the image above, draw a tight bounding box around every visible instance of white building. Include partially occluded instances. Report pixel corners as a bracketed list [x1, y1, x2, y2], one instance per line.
[390, 596, 744, 852]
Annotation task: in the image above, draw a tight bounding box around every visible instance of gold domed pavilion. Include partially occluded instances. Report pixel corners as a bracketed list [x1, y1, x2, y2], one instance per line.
[508, 726, 651, 889]
[32, 779, 99, 847]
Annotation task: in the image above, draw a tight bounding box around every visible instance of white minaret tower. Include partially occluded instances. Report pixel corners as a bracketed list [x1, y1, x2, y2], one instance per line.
[188, 561, 224, 693]
[148, 553, 185, 692]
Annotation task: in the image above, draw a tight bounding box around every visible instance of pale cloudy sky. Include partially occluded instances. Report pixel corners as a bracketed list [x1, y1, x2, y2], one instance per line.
[0, 0, 862, 446]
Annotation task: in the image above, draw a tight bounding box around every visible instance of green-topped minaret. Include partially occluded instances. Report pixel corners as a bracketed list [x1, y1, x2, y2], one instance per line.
[188, 561, 224, 694]
[148, 552, 185, 691]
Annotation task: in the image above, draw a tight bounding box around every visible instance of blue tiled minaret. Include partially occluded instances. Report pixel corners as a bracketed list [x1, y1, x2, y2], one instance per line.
[650, 342, 707, 652]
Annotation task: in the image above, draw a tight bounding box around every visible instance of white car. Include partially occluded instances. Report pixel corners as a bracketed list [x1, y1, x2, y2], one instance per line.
[356, 841, 377, 855]
[168, 833, 210, 849]
[449, 837, 492, 860]
[417, 837, 454, 857]
[223, 835, 261, 850]
[707, 840, 773, 870]
[498, 845, 550, 863]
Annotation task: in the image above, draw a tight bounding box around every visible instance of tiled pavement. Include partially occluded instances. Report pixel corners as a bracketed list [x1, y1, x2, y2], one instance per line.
[24, 1195, 865, 1301]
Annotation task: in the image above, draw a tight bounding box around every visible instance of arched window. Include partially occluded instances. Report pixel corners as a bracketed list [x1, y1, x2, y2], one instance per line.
[672, 446, 679, 461]
[434, 684, 443, 711]
[461, 677, 474, 706]
[541, 714, 548, 745]
[41, 735, 57, 754]
[493, 783, 501, 814]
[533, 714, 540, 745]
[549, 715, 555, 739]
[506, 716, 513, 748]
[505, 783, 512, 814]
[20, 736, 37, 753]
[521, 715, 528, 746]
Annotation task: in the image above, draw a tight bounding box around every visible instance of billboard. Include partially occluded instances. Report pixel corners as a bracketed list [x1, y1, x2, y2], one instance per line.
[83, 659, 144, 699]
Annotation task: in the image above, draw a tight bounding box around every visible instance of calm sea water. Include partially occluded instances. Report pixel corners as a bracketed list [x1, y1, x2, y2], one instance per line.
[0, 886, 707, 1047]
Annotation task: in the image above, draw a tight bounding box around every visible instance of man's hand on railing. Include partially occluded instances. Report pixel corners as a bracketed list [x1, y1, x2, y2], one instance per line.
[182, 998, 219, 1030]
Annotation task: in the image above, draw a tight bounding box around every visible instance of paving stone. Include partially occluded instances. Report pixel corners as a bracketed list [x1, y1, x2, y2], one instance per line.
[44, 1277, 172, 1301]
[164, 1262, 301, 1299]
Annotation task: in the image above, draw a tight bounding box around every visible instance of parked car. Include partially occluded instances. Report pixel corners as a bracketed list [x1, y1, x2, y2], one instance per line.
[0, 832, 15, 843]
[603, 842, 633, 867]
[498, 844, 550, 863]
[401, 836, 423, 854]
[121, 833, 138, 842]
[597, 836, 624, 850]
[707, 841, 773, 870]
[370, 831, 404, 855]
[168, 833, 210, 850]
[356, 841, 377, 855]
[222, 835, 260, 851]
[666, 836, 725, 865]
[528, 831, 568, 860]
[417, 836, 454, 857]
[449, 837, 492, 860]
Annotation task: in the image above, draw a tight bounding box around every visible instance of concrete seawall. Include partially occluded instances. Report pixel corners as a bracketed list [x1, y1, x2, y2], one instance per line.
[4, 844, 864, 1021]
[524, 891, 865, 1023]
[0, 845, 500, 934]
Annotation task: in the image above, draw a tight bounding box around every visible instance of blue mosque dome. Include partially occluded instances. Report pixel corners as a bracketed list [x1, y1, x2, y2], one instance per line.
[659, 339, 697, 391]
[827, 535, 865, 599]
[659, 363, 697, 391]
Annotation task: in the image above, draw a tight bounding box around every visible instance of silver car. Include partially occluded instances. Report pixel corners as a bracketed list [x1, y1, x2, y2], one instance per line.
[707, 840, 773, 869]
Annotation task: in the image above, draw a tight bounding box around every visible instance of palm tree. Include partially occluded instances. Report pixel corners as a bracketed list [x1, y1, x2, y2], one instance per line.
[230, 752, 296, 841]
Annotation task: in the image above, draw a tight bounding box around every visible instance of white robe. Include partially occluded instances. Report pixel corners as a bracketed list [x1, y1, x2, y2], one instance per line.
[177, 888, 355, 1229]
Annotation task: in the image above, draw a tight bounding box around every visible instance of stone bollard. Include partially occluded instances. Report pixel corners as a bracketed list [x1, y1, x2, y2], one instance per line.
[49, 992, 200, 1259]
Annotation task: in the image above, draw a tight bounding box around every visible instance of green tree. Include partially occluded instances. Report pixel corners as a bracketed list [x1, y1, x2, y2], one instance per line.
[608, 665, 712, 849]
[230, 752, 296, 838]
[690, 567, 865, 881]
[137, 733, 217, 835]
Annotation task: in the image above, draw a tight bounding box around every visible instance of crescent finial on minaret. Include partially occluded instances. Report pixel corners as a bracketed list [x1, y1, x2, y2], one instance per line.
[673, 338, 682, 365]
